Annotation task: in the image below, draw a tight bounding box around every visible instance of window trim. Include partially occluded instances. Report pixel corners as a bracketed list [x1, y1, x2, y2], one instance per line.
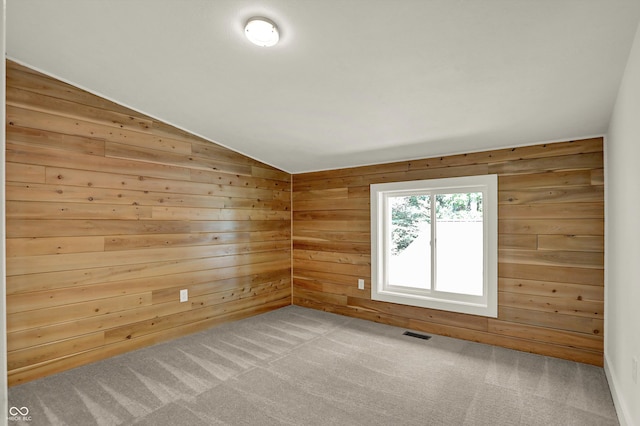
[370, 174, 498, 318]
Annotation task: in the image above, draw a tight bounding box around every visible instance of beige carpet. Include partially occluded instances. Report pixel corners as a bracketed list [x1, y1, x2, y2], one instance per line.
[8, 306, 617, 425]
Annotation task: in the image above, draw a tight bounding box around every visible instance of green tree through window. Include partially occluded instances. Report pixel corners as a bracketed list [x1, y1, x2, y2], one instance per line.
[390, 195, 429, 255]
[391, 192, 483, 255]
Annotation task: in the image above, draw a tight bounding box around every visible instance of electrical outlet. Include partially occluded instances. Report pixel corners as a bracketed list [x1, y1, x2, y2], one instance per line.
[180, 289, 188, 303]
[358, 279, 365, 290]
[633, 356, 638, 384]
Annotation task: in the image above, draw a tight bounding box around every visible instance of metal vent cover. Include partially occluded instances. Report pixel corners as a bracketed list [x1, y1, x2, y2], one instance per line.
[403, 331, 432, 340]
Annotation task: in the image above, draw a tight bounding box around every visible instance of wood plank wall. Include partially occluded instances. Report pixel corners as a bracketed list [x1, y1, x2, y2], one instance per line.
[292, 138, 605, 365]
[5, 61, 292, 385]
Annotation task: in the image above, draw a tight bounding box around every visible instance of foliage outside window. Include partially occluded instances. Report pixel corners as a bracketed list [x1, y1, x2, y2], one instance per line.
[391, 193, 482, 255]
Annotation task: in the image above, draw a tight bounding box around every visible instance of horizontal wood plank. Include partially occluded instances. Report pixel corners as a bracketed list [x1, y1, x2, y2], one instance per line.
[498, 203, 603, 219]
[498, 249, 604, 269]
[499, 185, 603, 205]
[499, 263, 603, 286]
[7, 240, 290, 276]
[498, 219, 603, 235]
[498, 170, 593, 190]
[498, 306, 603, 336]
[6, 236, 105, 257]
[499, 277, 603, 301]
[537, 235, 604, 252]
[487, 319, 602, 352]
[488, 152, 603, 175]
[499, 234, 537, 250]
[499, 292, 603, 318]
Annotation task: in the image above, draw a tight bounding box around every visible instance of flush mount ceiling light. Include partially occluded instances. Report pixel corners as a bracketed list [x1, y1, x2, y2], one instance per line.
[245, 17, 279, 47]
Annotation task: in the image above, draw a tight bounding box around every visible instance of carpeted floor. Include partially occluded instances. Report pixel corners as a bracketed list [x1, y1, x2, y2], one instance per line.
[8, 306, 618, 425]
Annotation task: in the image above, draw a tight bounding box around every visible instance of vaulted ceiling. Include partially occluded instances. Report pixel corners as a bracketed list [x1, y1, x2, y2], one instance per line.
[6, 1, 640, 173]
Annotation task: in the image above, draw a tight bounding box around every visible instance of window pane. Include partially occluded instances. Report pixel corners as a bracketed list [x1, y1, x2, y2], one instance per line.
[435, 193, 483, 296]
[388, 195, 430, 289]
[372, 175, 497, 317]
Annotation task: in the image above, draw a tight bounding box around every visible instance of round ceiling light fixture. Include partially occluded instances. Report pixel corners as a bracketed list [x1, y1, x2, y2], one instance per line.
[244, 17, 279, 47]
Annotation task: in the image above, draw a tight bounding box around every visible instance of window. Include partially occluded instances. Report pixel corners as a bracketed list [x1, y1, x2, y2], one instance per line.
[371, 174, 497, 317]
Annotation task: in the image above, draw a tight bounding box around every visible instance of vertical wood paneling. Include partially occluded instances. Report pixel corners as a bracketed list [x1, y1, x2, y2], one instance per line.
[292, 137, 605, 366]
[5, 61, 292, 385]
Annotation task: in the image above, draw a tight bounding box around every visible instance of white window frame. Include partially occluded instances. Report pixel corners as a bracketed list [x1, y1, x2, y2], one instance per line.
[370, 174, 498, 317]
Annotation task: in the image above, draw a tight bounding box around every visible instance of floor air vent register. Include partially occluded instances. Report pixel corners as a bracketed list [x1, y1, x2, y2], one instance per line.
[403, 331, 432, 340]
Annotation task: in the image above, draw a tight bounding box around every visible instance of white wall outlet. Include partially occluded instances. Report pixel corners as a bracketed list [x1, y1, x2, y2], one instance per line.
[633, 356, 638, 384]
[180, 289, 188, 303]
[358, 279, 365, 290]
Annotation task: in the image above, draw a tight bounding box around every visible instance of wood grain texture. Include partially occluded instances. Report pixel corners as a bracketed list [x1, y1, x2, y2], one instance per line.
[292, 137, 604, 365]
[5, 61, 291, 385]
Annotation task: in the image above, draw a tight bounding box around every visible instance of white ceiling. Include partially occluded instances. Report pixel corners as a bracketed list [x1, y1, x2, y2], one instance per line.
[6, 1, 640, 173]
